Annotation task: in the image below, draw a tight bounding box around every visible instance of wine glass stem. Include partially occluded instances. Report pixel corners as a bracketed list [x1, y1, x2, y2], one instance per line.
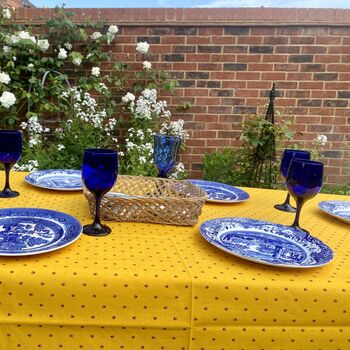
[3, 163, 11, 191]
[92, 192, 103, 229]
[282, 193, 291, 206]
[291, 198, 304, 230]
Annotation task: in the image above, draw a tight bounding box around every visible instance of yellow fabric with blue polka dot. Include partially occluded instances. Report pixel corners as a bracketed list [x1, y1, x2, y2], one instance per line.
[0, 172, 349, 349]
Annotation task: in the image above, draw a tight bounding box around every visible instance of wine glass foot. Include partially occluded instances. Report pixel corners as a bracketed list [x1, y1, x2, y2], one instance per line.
[291, 224, 310, 238]
[274, 203, 296, 212]
[0, 189, 20, 198]
[83, 223, 111, 236]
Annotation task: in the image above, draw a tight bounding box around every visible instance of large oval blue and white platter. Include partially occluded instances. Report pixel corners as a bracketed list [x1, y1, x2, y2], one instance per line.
[25, 169, 82, 191]
[187, 180, 249, 203]
[200, 217, 333, 268]
[318, 200, 350, 224]
[0, 208, 82, 256]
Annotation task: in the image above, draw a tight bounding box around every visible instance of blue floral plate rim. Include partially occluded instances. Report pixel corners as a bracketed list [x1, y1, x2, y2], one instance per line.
[199, 217, 333, 268]
[187, 179, 249, 203]
[25, 169, 83, 191]
[318, 200, 350, 224]
[0, 208, 82, 256]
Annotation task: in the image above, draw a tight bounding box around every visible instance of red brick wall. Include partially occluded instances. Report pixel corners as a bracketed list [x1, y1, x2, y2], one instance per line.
[14, 8, 350, 185]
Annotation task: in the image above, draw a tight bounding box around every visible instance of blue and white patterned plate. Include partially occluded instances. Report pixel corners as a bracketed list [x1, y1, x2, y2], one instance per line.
[0, 208, 82, 256]
[318, 200, 350, 224]
[25, 169, 82, 191]
[187, 180, 249, 203]
[200, 217, 333, 268]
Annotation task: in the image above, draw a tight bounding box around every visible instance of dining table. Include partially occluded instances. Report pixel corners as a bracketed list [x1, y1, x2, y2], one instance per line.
[0, 170, 349, 350]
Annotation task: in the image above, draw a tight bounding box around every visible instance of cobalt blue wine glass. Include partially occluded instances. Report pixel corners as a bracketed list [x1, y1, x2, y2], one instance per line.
[286, 159, 323, 233]
[153, 134, 181, 178]
[274, 149, 310, 212]
[0, 130, 22, 198]
[82, 148, 118, 236]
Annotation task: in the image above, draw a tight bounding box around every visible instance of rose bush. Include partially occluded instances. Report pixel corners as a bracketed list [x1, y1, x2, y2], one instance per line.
[0, 6, 188, 177]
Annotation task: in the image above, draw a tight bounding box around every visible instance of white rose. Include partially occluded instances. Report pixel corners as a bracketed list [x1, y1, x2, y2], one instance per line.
[108, 25, 119, 34]
[58, 48, 67, 59]
[0, 91, 16, 108]
[18, 31, 36, 44]
[37, 39, 49, 52]
[121, 92, 135, 103]
[2, 8, 11, 19]
[136, 41, 149, 54]
[72, 58, 82, 66]
[64, 42, 72, 50]
[0, 72, 11, 84]
[57, 144, 65, 151]
[142, 60, 152, 70]
[91, 32, 102, 40]
[91, 67, 100, 77]
[3, 46, 10, 53]
[10, 34, 19, 44]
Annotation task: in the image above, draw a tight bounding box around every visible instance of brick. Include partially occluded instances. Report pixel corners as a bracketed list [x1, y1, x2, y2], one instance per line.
[297, 99, 322, 107]
[274, 63, 299, 71]
[164, 54, 184, 62]
[136, 36, 160, 44]
[174, 27, 197, 35]
[275, 46, 301, 54]
[248, 63, 273, 71]
[323, 150, 343, 158]
[236, 54, 262, 62]
[224, 27, 249, 35]
[207, 106, 233, 114]
[234, 106, 257, 114]
[198, 63, 222, 71]
[198, 46, 222, 53]
[149, 27, 172, 35]
[301, 46, 327, 54]
[291, 37, 315, 45]
[238, 36, 263, 45]
[197, 81, 221, 88]
[311, 90, 336, 98]
[249, 46, 274, 54]
[223, 63, 247, 71]
[338, 91, 350, 98]
[314, 73, 338, 81]
[173, 45, 196, 53]
[323, 100, 348, 108]
[210, 89, 233, 97]
[263, 36, 289, 45]
[289, 55, 314, 63]
[300, 64, 326, 72]
[223, 46, 248, 53]
[187, 36, 211, 45]
[178, 80, 195, 88]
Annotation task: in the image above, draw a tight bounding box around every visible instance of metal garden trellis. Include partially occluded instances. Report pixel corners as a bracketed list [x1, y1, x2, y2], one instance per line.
[249, 83, 277, 188]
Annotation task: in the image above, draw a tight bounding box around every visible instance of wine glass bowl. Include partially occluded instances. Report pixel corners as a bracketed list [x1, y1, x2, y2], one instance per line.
[82, 148, 118, 236]
[153, 134, 181, 178]
[0, 130, 22, 198]
[274, 149, 310, 212]
[286, 159, 323, 233]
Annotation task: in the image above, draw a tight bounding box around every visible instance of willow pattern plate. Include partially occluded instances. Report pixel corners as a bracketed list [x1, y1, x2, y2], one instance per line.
[200, 217, 333, 268]
[0, 208, 82, 256]
[187, 180, 249, 203]
[25, 169, 82, 191]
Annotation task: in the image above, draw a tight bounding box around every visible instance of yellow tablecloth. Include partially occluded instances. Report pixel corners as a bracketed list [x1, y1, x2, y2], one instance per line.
[0, 171, 349, 350]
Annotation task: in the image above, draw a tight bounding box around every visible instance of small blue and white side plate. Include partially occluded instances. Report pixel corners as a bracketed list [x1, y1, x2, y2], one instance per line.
[200, 217, 333, 268]
[318, 200, 350, 224]
[0, 208, 82, 256]
[187, 180, 249, 203]
[25, 169, 83, 191]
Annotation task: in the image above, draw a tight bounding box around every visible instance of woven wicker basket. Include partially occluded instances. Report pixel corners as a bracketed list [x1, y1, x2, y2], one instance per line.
[83, 175, 207, 226]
